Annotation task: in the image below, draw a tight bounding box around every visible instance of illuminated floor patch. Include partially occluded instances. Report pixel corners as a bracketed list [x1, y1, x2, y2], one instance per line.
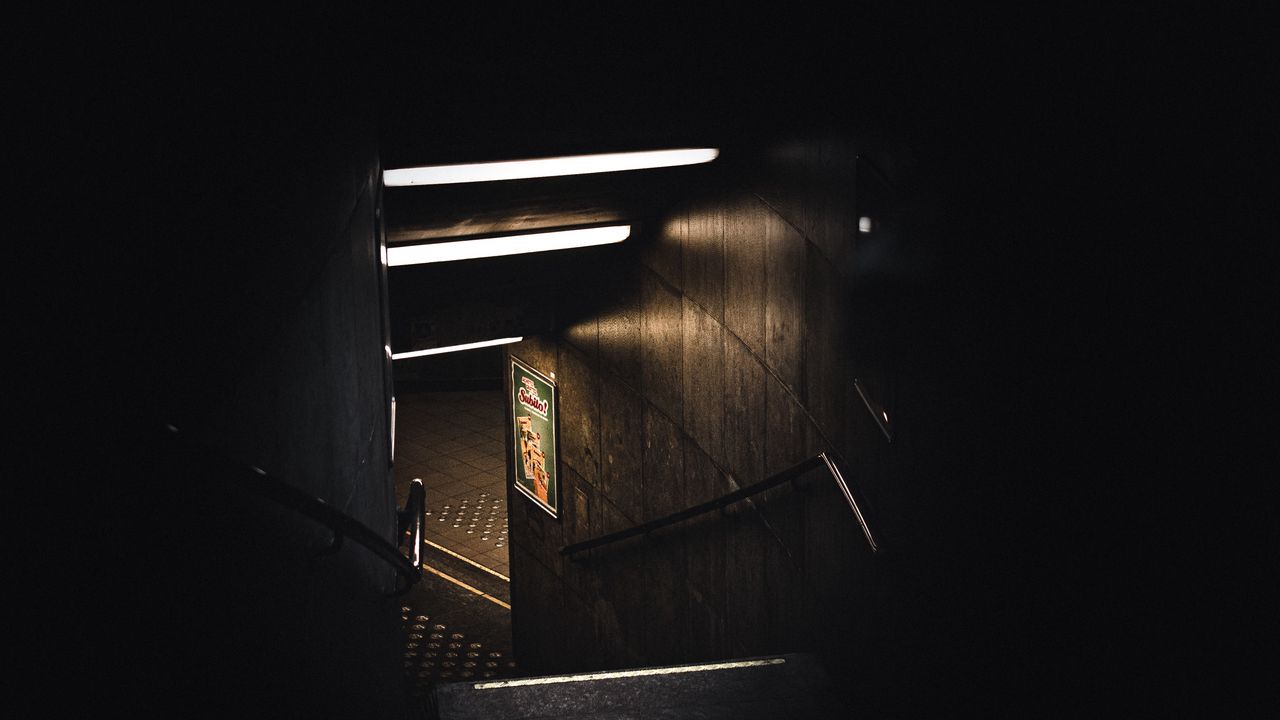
[420, 562, 510, 610]
[423, 537, 510, 582]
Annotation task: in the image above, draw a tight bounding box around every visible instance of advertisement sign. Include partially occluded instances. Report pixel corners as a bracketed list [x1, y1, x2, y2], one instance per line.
[510, 356, 559, 518]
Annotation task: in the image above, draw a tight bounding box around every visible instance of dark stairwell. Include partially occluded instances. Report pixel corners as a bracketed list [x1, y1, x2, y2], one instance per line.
[68, 7, 1238, 719]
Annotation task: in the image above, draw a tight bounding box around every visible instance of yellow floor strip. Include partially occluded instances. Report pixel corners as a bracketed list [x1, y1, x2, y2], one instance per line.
[421, 562, 511, 610]
[423, 537, 510, 582]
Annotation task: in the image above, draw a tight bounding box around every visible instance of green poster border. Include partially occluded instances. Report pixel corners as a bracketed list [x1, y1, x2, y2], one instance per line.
[510, 355, 560, 519]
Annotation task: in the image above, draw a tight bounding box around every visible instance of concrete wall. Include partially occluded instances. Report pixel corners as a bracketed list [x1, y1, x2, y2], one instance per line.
[499, 112, 1212, 711]
[504, 139, 938, 703]
[88, 21, 411, 718]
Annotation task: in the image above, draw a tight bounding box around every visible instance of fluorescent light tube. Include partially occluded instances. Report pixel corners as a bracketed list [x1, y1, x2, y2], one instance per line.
[474, 658, 787, 689]
[383, 148, 719, 186]
[387, 224, 630, 266]
[392, 337, 523, 360]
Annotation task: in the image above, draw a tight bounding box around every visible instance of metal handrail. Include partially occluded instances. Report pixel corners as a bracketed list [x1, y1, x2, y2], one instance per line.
[163, 424, 424, 595]
[560, 452, 879, 557]
[398, 478, 425, 570]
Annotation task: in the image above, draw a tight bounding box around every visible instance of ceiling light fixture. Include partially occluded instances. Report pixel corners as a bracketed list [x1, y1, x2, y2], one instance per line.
[387, 224, 630, 266]
[383, 148, 719, 186]
[391, 336, 523, 360]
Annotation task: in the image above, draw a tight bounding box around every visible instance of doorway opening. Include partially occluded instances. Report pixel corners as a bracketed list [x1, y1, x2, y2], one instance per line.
[395, 346, 509, 576]
[391, 344, 518, 694]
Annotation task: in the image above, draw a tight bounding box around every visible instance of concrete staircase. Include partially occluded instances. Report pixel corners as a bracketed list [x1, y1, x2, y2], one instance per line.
[432, 653, 846, 719]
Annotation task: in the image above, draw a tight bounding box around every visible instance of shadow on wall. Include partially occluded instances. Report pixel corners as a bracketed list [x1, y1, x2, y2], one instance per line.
[83, 26, 412, 717]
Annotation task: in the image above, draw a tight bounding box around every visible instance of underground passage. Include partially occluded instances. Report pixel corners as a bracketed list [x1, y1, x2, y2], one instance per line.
[71, 7, 1246, 719]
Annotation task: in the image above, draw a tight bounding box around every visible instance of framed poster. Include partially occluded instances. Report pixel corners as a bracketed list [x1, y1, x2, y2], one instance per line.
[510, 356, 559, 518]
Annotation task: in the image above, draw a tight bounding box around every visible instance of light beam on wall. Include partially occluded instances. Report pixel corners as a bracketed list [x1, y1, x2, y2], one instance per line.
[391, 337, 523, 360]
[383, 148, 719, 186]
[387, 225, 630, 266]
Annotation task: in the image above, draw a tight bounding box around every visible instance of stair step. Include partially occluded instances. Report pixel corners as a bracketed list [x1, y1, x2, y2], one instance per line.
[434, 653, 840, 719]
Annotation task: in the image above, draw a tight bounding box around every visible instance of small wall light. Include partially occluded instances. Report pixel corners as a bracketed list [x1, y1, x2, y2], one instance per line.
[854, 378, 893, 443]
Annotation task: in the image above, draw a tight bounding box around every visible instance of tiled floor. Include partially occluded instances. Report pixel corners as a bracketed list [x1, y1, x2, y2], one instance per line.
[394, 390, 510, 576]
[399, 570, 517, 696]
[393, 389, 517, 697]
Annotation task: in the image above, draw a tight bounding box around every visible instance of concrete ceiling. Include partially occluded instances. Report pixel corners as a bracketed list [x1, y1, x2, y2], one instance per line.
[371, 8, 900, 246]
